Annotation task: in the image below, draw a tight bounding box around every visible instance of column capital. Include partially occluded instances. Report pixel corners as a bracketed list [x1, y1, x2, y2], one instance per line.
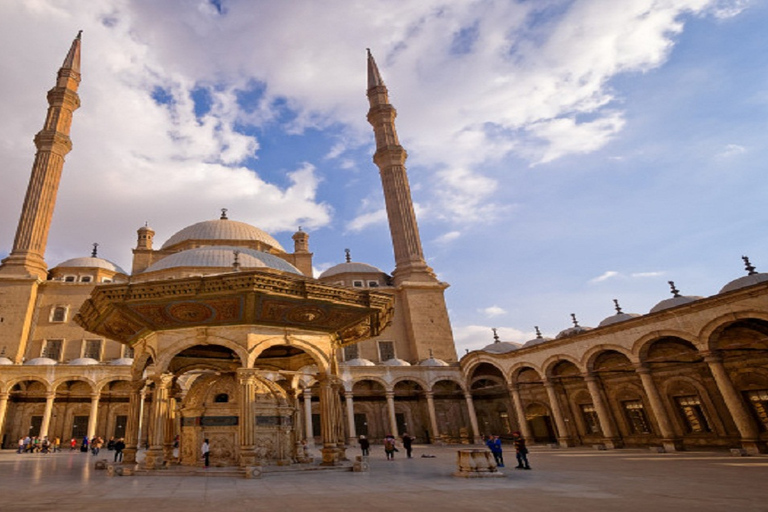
[344, 391, 354, 399]
[702, 351, 723, 364]
[237, 369, 260, 386]
[45, 391, 56, 400]
[633, 363, 651, 374]
[385, 390, 395, 399]
[149, 372, 174, 389]
[582, 372, 598, 383]
[303, 386, 313, 396]
[425, 391, 435, 399]
[89, 392, 101, 400]
[0, 392, 9, 400]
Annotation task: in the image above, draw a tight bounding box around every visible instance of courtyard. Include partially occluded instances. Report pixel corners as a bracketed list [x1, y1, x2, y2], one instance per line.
[0, 445, 765, 512]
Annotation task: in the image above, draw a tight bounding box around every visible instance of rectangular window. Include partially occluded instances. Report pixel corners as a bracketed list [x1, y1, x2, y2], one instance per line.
[123, 345, 135, 359]
[80, 276, 92, 283]
[352, 280, 364, 288]
[622, 400, 652, 434]
[343, 344, 359, 361]
[378, 340, 395, 362]
[101, 278, 112, 283]
[50, 306, 68, 323]
[745, 389, 768, 432]
[42, 339, 64, 361]
[64, 276, 76, 282]
[83, 339, 103, 361]
[367, 280, 379, 288]
[580, 404, 602, 434]
[675, 395, 712, 433]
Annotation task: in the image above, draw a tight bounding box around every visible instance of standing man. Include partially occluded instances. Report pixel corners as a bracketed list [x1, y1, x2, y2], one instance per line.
[114, 438, 125, 463]
[486, 435, 504, 468]
[512, 431, 531, 470]
[201, 438, 210, 468]
[358, 435, 370, 456]
[402, 433, 414, 459]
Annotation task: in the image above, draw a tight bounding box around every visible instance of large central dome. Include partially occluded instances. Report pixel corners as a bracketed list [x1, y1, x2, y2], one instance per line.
[162, 219, 285, 252]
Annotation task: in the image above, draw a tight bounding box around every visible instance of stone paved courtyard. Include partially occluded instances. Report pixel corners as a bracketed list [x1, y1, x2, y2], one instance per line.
[0, 445, 766, 512]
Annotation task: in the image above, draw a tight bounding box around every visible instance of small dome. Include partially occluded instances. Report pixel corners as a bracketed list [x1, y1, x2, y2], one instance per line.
[598, 300, 640, 327]
[68, 358, 100, 365]
[319, 261, 386, 279]
[53, 256, 127, 275]
[556, 316, 592, 339]
[523, 327, 553, 347]
[342, 358, 376, 367]
[382, 357, 411, 367]
[0, 357, 14, 365]
[109, 358, 134, 366]
[720, 274, 768, 293]
[481, 342, 521, 354]
[142, 246, 301, 274]
[162, 219, 284, 252]
[650, 282, 702, 314]
[24, 357, 57, 366]
[419, 356, 450, 367]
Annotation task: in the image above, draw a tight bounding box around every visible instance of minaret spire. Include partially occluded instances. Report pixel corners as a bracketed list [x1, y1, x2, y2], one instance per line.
[366, 49, 434, 284]
[0, 32, 83, 279]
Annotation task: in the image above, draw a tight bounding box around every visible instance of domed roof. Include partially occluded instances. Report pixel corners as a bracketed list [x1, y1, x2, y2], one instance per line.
[142, 246, 301, 274]
[556, 315, 592, 339]
[53, 256, 127, 275]
[109, 358, 134, 366]
[419, 356, 450, 367]
[0, 357, 14, 365]
[161, 218, 284, 252]
[24, 357, 57, 366]
[523, 327, 553, 347]
[598, 300, 641, 327]
[342, 357, 376, 367]
[720, 257, 768, 293]
[481, 342, 521, 354]
[319, 262, 386, 279]
[382, 357, 411, 367]
[68, 358, 100, 366]
[650, 282, 702, 314]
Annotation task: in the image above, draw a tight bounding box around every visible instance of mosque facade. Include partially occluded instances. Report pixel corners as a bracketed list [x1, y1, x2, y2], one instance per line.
[0, 34, 765, 467]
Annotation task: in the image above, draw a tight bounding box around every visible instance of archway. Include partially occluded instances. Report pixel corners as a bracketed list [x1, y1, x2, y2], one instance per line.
[468, 363, 513, 438]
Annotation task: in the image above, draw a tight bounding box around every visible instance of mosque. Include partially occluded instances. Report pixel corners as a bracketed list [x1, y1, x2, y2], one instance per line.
[0, 34, 764, 470]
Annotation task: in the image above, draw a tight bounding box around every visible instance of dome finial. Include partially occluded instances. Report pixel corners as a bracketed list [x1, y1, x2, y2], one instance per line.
[613, 299, 623, 314]
[220, 208, 228, 220]
[492, 327, 500, 344]
[742, 255, 757, 275]
[345, 248, 351, 263]
[91, 242, 99, 258]
[668, 281, 681, 297]
[570, 313, 580, 327]
[535, 326, 542, 339]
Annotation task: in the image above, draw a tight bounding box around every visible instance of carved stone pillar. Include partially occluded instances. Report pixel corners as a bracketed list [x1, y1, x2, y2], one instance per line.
[0, 392, 9, 443]
[386, 391, 398, 436]
[705, 354, 765, 454]
[303, 387, 315, 447]
[86, 393, 100, 440]
[544, 380, 573, 447]
[509, 384, 533, 441]
[345, 391, 356, 443]
[163, 397, 177, 462]
[584, 374, 621, 448]
[463, 392, 482, 444]
[635, 365, 680, 451]
[122, 381, 143, 463]
[425, 391, 440, 442]
[144, 373, 173, 469]
[238, 369, 258, 466]
[318, 375, 341, 465]
[39, 392, 56, 439]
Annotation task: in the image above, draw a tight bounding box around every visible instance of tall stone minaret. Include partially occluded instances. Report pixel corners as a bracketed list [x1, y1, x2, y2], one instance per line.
[366, 50, 457, 362]
[0, 32, 82, 279]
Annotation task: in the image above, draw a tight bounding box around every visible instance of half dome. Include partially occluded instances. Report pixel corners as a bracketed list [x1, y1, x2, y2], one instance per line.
[720, 274, 768, 294]
[68, 357, 100, 365]
[142, 246, 301, 274]
[53, 256, 127, 275]
[481, 342, 521, 354]
[162, 219, 284, 252]
[419, 356, 450, 367]
[24, 357, 57, 366]
[599, 312, 641, 327]
[319, 261, 386, 279]
[342, 357, 376, 367]
[0, 357, 14, 365]
[382, 357, 411, 366]
[110, 358, 134, 366]
[523, 327, 553, 347]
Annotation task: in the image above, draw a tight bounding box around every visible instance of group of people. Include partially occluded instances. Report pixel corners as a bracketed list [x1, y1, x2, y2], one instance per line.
[17, 436, 61, 454]
[360, 432, 415, 461]
[485, 432, 531, 470]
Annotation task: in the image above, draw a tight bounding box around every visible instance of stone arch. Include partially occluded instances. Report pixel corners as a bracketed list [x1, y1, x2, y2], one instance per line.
[704, 316, 768, 353]
[6, 376, 53, 394]
[584, 345, 637, 372]
[590, 349, 635, 374]
[699, 310, 768, 347]
[509, 364, 544, 385]
[463, 358, 508, 384]
[247, 335, 330, 372]
[131, 352, 155, 381]
[96, 376, 133, 394]
[640, 336, 702, 367]
[427, 376, 466, 394]
[52, 376, 97, 394]
[543, 355, 584, 378]
[634, 330, 701, 358]
[391, 376, 429, 391]
[352, 378, 388, 394]
[158, 335, 248, 373]
[729, 366, 768, 391]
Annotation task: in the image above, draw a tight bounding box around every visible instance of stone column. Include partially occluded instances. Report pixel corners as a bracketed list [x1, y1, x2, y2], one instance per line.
[238, 370, 258, 466]
[386, 391, 398, 436]
[345, 391, 356, 443]
[425, 392, 440, 442]
[39, 392, 56, 439]
[137, 388, 147, 450]
[122, 382, 143, 463]
[145, 373, 173, 469]
[509, 385, 533, 441]
[584, 374, 621, 449]
[705, 354, 764, 454]
[463, 392, 482, 444]
[635, 365, 680, 451]
[303, 387, 315, 447]
[318, 375, 340, 465]
[544, 380, 573, 447]
[86, 392, 100, 440]
[0, 392, 9, 443]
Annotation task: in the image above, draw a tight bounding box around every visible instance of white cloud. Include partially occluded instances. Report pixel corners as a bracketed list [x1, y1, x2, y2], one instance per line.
[706, 0, 751, 19]
[479, 305, 507, 318]
[717, 144, 746, 158]
[346, 208, 387, 233]
[590, 271, 620, 283]
[631, 271, 665, 278]
[434, 231, 461, 245]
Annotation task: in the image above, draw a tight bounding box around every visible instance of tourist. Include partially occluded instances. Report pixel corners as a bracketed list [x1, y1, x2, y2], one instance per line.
[486, 434, 504, 467]
[114, 438, 125, 462]
[402, 432, 414, 458]
[107, 437, 115, 451]
[17, 438, 24, 454]
[512, 431, 531, 470]
[384, 434, 397, 460]
[53, 437, 61, 453]
[41, 437, 50, 454]
[81, 436, 89, 453]
[201, 438, 210, 467]
[70, 438, 77, 451]
[358, 435, 370, 456]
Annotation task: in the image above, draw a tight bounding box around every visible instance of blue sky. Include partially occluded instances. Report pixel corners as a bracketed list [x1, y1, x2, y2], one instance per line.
[0, 0, 766, 353]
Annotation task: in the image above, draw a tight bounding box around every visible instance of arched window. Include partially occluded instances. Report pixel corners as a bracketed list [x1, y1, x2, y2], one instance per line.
[214, 393, 229, 403]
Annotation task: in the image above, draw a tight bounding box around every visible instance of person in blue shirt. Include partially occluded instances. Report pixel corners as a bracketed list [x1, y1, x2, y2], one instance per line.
[485, 434, 504, 467]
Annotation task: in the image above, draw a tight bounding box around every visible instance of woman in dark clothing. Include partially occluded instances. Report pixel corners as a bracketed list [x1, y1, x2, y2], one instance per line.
[358, 435, 370, 456]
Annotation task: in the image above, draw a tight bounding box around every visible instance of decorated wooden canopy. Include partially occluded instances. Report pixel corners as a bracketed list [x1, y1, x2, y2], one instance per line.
[75, 269, 394, 346]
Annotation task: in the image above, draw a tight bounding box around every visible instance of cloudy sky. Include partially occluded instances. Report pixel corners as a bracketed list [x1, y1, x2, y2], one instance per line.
[1, 0, 766, 354]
